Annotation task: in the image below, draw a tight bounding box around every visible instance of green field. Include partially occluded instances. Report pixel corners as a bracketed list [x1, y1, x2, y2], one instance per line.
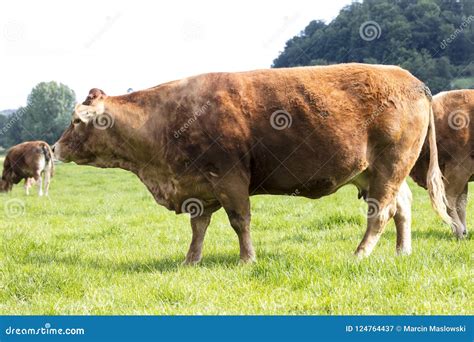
[0, 161, 472, 315]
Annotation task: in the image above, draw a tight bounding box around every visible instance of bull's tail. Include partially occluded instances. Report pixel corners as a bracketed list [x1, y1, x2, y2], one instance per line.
[41, 143, 55, 177]
[426, 104, 451, 226]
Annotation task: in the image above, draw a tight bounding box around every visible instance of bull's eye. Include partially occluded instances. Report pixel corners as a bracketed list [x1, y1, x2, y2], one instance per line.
[72, 118, 82, 125]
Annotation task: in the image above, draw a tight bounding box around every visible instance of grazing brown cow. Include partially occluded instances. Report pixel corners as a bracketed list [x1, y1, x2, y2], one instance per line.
[1, 141, 54, 196]
[53, 63, 451, 264]
[411, 89, 474, 238]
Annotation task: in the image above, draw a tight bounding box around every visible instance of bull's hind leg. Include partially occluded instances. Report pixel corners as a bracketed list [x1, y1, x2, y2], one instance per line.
[394, 180, 412, 255]
[211, 172, 256, 263]
[355, 170, 400, 258]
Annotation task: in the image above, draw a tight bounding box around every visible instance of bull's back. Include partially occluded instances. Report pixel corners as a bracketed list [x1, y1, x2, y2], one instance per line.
[202, 64, 427, 196]
[165, 64, 429, 197]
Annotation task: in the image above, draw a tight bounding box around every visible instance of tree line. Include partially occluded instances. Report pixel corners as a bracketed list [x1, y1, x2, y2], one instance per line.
[0, 82, 75, 149]
[272, 0, 474, 93]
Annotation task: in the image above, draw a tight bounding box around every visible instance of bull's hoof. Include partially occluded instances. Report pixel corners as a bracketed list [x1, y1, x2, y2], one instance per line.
[239, 255, 257, 264]
[396, 246, 412, 256]
[354, 248, 370, 259]
[182, 260, 200, 266]
[182, 256, 202, 266]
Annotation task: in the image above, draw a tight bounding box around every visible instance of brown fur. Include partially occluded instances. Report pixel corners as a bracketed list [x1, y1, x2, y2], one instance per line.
[1, 141, 54, 195]
[54, 63, 450, 262]
[411, 89, 474, 237]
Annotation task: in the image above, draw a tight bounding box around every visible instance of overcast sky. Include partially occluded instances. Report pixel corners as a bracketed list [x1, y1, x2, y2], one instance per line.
[1, 0, 353, 109]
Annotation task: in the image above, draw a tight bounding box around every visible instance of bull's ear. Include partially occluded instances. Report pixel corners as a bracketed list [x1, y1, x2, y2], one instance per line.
[74, 102, 105, 123]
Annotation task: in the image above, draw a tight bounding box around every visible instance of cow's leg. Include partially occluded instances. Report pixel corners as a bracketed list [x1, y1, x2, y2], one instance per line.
[184, 213, 212, 265]
[456, 184, 468, 236]
[355, 173, 399, 258]
[393, 180, 412, 255]
[24, 178, 32, 195]
[43, 165, 52, 196]
[35, 172, 43, 196]
[444, 170, 468, 237]
[211, 173, 255, 263]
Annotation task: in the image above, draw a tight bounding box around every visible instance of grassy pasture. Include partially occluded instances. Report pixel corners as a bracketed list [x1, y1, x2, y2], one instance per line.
[0, 160, 472, 314]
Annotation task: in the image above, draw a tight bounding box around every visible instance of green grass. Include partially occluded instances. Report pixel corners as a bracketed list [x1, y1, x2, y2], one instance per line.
[0, 161, 472, 315]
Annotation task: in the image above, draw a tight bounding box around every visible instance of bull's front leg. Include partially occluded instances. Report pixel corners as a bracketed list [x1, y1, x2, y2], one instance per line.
[184, 214, 212, 265]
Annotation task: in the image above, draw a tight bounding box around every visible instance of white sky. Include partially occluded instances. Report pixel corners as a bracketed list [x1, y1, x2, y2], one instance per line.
[0, 0, 352, 109]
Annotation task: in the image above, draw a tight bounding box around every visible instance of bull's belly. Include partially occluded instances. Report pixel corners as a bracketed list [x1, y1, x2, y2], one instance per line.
[249, 162, 366, 199]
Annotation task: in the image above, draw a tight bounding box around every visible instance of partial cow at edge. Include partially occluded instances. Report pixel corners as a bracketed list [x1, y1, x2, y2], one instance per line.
[411, 89, 474, 238]
[0, 141, 54, 196]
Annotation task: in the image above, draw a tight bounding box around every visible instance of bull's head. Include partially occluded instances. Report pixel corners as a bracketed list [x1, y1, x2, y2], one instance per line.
[53, 88, 115, 165]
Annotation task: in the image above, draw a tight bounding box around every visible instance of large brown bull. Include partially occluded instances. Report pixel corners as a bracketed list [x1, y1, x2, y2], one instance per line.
[411, 89, 474, 238]
[53, 63, 450, 264]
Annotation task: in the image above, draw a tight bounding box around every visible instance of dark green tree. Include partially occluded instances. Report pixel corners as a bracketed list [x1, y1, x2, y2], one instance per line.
[273, 0, 474, 93]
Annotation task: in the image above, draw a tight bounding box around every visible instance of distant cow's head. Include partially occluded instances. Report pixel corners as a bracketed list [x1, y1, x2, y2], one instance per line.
[53, 88, 115, 165]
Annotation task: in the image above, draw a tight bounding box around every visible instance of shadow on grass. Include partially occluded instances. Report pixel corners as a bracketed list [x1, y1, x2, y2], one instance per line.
[411, 229, 458, 240]
[22, 251, 286, 274]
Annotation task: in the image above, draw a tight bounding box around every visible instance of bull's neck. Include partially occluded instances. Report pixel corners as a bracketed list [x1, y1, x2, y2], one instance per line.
[97, 100, 166, 172]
